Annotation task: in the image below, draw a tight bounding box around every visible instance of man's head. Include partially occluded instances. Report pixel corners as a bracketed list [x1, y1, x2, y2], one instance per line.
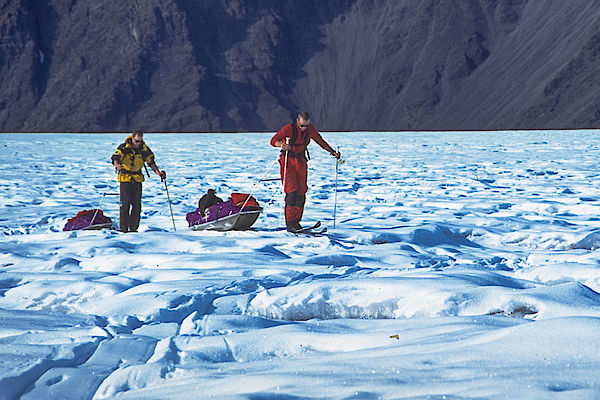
[297, 112, 310, 131]
[131, 130, 143, 148]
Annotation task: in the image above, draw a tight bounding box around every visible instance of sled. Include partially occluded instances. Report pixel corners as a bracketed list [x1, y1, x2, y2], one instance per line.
[63, 209, 113, 231]
[190, 209, 262, 231]
[186, 193, 262, 231]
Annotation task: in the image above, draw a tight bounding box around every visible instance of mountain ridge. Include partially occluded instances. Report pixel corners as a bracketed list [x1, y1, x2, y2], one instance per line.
[1, 0, 600, 132]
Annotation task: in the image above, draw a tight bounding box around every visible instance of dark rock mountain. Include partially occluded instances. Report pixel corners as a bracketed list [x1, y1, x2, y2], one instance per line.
[1, 0, 600, 132]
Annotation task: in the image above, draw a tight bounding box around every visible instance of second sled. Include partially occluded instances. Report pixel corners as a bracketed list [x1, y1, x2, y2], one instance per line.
[186, 192, 262, 231]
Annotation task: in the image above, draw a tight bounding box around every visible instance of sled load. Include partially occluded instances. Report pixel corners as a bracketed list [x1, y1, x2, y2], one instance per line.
[63, 209, 113, 231]
[186, 190, 262, 231]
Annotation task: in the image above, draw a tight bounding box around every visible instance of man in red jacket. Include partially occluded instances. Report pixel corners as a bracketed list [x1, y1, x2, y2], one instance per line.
[271, 112, 340, 232]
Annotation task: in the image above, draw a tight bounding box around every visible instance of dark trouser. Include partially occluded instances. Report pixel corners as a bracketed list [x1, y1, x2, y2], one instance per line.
[285, 191, 306, 230]
[280, 154, 308, 230]
[119, 181, 142, 232]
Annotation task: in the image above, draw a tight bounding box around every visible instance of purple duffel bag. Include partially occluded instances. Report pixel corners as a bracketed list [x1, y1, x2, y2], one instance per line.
[186, 199, 240, 226]
[63, 209, 113, 231]
[186, 193, 262, 230]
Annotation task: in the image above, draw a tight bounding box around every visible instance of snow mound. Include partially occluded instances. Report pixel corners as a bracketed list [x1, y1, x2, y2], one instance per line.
[247, 274, 600, 321]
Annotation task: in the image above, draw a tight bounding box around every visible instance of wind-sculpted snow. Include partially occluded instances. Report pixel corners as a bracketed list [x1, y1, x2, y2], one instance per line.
[2, 131, 600, 398]
[247, 276, 600, 321]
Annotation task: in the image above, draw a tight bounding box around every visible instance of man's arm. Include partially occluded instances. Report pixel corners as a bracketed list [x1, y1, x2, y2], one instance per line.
[148, 160, 166, 179]
[112, 160, 123, 170]
[111, 149, 123, 170]
[143, 147, 166, 179]
[271, 125, 292, 150]
[310, 130, 341, 159]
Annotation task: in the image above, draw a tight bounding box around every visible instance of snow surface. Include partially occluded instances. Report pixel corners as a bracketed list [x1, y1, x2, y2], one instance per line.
[1, 131, 600, 399]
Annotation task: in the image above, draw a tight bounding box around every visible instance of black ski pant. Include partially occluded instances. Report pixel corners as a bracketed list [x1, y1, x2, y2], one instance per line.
[285, 191, 306, 228]
[119, 181, 142, 232]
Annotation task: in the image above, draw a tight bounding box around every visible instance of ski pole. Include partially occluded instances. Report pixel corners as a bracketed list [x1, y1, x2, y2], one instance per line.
[333, 148, 346, 230]
[163, 177, 176, 231]
[259, 150, 294, 213]
[333, 147, 339, 230]
[281, 137, 290, 206]
[88, 174, 114, 229]
[259, 178, 281, 182]
[239, 154, 280, 211]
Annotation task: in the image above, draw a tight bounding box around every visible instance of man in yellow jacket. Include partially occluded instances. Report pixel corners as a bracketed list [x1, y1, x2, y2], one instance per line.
[111, 130, 166, 232]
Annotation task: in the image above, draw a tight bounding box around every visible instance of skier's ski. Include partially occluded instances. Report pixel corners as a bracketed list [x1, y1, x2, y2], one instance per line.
[290, 222, 327, 236]
[294, 221, 320, 234]
[303, 227, 327, 236]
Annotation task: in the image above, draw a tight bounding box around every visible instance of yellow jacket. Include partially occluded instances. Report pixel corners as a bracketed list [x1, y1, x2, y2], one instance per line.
[111, 136, 156, 183]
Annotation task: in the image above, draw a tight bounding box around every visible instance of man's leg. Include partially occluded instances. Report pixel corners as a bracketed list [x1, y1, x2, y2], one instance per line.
[128, 182, 143, 232]
[119, 182, 132, 232]
[296, 161, 308, 223]
[282, 158, 307, 231]
[296, 192, 306, 222]
[285, 191, 303, 231]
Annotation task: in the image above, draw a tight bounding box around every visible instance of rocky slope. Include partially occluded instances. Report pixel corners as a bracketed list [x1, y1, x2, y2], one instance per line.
[1, 0, 600, 132]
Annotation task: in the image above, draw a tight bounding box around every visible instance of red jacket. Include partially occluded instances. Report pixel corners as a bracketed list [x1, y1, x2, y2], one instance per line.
[270, 121, 335, 156]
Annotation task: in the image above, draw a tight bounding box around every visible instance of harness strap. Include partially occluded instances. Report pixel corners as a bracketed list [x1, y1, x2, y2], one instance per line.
[287, 120, 311, 161]
[291, 120, 299, 146]
[286, 151, 308, 160]
[120, 169, 143, 176]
